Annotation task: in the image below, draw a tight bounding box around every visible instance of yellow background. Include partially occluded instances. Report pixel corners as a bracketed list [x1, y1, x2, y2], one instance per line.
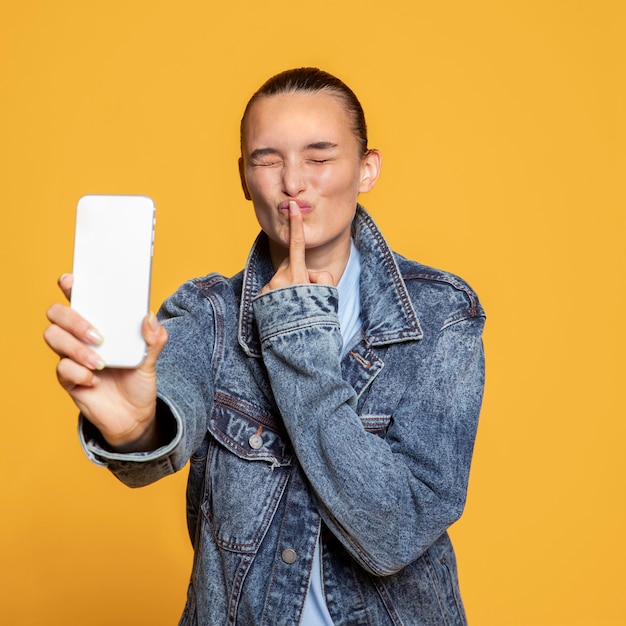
[1, 1, 624, 624]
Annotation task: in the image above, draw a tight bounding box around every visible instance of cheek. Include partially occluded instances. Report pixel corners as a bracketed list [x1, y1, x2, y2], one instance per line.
[316, 167, 362, 200]
[246, 169, 277, 201]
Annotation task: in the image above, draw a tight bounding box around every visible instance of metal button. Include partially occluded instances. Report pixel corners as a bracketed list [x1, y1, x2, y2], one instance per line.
[281, 548, 297, 564]
[248, 433, 263, 450]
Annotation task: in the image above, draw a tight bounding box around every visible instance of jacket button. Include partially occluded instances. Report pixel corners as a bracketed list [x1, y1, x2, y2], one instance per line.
[248, 434, 263, 449]
[281, 548, 297, 564]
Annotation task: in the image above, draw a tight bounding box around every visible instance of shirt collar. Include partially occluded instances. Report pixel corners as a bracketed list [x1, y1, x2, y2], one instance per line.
[237, 205, 423, 357]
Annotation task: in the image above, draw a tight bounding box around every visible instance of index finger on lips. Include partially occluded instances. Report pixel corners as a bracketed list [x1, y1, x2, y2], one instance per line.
[288, 201, 307, 275]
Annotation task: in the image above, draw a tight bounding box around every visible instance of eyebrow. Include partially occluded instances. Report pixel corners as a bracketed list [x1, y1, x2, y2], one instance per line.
[248, 142, 339, 161]
[305, 141, 338, 151]
[248, 147, 281, 161]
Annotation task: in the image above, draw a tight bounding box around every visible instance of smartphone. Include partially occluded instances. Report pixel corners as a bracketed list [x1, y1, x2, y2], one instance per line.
[71, 194, 156, 368]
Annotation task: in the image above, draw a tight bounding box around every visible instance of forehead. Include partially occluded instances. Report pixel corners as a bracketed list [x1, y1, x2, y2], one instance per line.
[242, 90, 355, 149]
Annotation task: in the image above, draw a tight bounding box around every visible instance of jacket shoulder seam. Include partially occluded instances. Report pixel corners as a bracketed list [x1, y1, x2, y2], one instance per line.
[401, 269, 484, 320]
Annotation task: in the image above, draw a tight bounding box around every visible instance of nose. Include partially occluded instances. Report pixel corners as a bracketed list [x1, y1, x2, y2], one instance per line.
[281, 160, 306, 197]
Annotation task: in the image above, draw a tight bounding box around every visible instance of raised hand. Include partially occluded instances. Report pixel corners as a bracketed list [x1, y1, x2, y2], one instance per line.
[44, 273, 168, 451]
[261, 201, 335, 293]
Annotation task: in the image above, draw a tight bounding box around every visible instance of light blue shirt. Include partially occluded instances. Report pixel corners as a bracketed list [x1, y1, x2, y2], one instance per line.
[300, 239, 362, 625]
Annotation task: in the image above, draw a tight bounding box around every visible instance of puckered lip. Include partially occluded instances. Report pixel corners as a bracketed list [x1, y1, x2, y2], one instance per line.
[278, 199, 313, 213]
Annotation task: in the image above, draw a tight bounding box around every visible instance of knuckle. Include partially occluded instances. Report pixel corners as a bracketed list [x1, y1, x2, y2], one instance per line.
[46, 303, 60, 322]
[57, 357, 90, 388]
[56, 359, 74, 387]
[43, 324, 62, 351]
[43, 325, 54, 345]
[56, 357, 70, 376]
[77, 344, 96, 365]
[159, 326, 168, 344]
[74, 316, 91, 336]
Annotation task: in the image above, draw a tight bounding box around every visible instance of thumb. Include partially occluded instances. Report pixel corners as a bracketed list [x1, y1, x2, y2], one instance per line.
[141, 312, 168, 370]
[308, 270, 335, 286]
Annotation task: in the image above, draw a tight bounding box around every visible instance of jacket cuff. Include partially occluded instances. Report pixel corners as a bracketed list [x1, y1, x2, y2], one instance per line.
[78, 396, 183, 467]
[252, 284, 339, 342]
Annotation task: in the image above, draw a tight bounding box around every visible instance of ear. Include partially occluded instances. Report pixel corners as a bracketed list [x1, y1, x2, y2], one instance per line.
[238, 157, 251, 200]
[358, 149, 382, 193]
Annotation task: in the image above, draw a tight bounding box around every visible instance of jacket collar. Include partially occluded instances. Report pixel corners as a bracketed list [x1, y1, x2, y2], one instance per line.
[238, 205, 423, 358]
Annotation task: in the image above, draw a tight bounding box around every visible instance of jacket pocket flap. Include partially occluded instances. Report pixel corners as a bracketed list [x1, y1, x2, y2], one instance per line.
[208, 392, 292, 466]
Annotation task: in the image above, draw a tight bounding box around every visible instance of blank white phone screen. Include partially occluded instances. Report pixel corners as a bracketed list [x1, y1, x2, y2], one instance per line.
[71, 194, 155, 368]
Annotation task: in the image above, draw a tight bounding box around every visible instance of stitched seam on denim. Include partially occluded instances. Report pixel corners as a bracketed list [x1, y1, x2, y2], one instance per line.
[252, 282, 337, 299]
[208, 468, 289, 552]
[239, 233, 264, 352]
[259, 318, 340, 342]
[294, 518, 322, 626]
[369, 576, 406, 626]
[226, 554, 255, 625]
[366, 331, 423, 347]
[191, 273, 230, 378]
[346, 343, 385, 400]
[326, 508, 393, 577]
[442, 308, 486, 330]
[209, 290, 226, 389]
[403, 271, 483, 318]
[195, 440, 217, 545]
[359, 416, 391, 426]
[211, 417, 290, 465]
[359, 415, 392, 433]
[361, 210, 420, 331]
[259, 472, 296, 626]
[192, 273, 226, 292]
[214, 391, 286, 435]
[193, 281, 292, 461]
[423, 551, 451, 626]
[439, 553, 465, 620]
[343, 561, 374, 626]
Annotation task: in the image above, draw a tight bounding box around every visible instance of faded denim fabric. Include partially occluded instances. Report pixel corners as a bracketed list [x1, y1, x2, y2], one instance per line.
[80, 206, 486, 626]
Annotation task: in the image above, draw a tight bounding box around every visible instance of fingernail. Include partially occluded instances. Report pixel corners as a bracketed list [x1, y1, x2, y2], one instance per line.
[289, 201, 299, 215]
[87, 354, 106, 370]
[148, 311, 159, 330]
[58, 273, 70, 285]
[86, 328, 104, 345]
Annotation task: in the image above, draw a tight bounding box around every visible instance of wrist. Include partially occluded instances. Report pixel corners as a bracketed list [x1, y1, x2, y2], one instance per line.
[106, 420, 157, 453]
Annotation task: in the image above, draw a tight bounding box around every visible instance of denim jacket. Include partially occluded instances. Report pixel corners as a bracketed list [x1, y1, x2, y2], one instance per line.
[80, 206, 486, 626]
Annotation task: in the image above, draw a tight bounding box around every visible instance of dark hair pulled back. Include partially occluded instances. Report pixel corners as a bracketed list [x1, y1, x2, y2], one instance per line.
[240, 67, 369, 156]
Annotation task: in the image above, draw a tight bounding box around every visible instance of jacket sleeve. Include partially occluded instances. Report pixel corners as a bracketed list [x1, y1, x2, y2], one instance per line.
[252, 283, 485, 577]
[78, 280, 218, 488]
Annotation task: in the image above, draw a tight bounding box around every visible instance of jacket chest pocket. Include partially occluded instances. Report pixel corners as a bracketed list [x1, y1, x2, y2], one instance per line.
[201, 393, 292, 554]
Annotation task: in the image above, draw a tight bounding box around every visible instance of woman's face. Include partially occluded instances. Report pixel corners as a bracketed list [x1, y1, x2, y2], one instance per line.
[240, 90, 380, 263]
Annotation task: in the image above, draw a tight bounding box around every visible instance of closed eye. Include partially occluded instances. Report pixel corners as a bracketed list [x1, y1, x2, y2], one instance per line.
[251, 160, 282, 167]
[248, 147, 282, 167]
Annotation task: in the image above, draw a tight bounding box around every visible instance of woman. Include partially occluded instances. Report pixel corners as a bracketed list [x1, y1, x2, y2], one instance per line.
[45, 67, 486, 626]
